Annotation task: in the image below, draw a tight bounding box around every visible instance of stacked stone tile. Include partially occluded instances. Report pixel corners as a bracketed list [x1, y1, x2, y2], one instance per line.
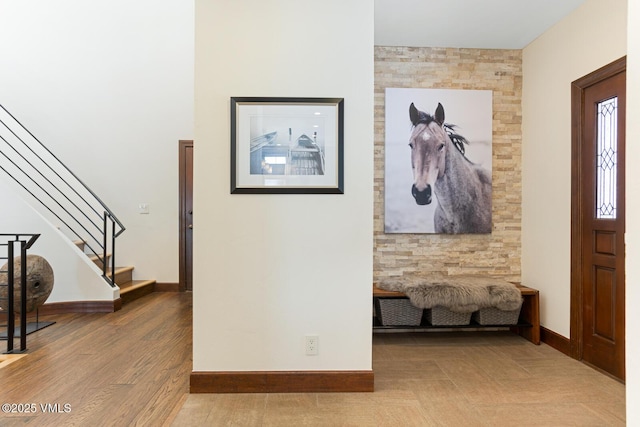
[374, 46, 522, 281]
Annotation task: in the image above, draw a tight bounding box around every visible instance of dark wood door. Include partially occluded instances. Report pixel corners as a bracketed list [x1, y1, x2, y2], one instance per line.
[179, 140, 193, 291]
[571, 58, 625, 380]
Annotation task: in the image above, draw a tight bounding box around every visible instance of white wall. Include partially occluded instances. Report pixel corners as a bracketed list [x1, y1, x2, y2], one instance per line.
[521, 0, 627, 337]
[0, 1, 194, 286]
[193, 0, 373, 371]
[626, 0, 640, 422]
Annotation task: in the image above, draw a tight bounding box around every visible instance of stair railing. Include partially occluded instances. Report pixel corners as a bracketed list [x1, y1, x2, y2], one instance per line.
[0, 233, 39, 353]
[0, 104, 125, 287]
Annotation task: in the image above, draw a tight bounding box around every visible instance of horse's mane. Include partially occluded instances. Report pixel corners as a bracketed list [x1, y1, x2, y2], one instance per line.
[412, 113, 469, 157]
[443, 124, 469, 156]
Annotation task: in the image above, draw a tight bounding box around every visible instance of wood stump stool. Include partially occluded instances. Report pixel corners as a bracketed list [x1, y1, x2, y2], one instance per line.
[0, 254, 54, 313]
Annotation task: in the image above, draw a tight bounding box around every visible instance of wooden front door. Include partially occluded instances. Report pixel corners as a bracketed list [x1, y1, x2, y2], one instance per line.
[179, 140, 194, 291]
[571, 57, 626, 380]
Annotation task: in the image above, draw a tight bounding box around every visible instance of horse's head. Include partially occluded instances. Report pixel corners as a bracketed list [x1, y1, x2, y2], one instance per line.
[408, 102, 448, 205]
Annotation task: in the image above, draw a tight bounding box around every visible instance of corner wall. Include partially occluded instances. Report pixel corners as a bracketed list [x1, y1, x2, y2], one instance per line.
[626, 0, 639, 422]
[192, 0, 373, 378]
[521, 0, 627, 337]
[374, 47, 522, 281]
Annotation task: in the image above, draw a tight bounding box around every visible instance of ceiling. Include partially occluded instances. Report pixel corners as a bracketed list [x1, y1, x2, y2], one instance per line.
[374, 0, 587, 49]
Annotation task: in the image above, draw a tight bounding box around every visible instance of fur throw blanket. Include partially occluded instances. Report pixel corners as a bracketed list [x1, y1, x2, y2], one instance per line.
[376, 275, 522, 313]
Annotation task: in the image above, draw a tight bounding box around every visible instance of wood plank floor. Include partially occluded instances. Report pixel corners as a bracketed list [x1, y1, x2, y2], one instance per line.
[1, 292, 626, 426]
[0, 292, 191, 426]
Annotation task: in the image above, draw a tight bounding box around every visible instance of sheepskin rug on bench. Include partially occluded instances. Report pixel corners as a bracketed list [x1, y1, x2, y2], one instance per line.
[376, 275, 522, 313]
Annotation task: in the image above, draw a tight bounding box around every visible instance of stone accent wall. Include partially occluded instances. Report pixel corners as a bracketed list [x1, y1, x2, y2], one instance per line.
[374, 46, 522, 281]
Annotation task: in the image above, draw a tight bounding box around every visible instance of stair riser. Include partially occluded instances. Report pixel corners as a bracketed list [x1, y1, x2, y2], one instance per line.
[120, 282, 155, 304]
[91, 256, 111, 271]
[110, 268, 133, 286]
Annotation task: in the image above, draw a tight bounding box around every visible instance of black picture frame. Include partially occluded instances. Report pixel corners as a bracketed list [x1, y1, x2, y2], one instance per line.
[230, 97, 344, 194]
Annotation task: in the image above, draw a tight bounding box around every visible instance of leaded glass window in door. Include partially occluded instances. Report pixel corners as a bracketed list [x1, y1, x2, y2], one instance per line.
[596, 97, 617, 219]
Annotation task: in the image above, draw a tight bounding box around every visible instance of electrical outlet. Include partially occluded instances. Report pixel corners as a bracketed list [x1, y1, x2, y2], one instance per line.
[138, 203, 149, 214]
[305, 335, 319, 355]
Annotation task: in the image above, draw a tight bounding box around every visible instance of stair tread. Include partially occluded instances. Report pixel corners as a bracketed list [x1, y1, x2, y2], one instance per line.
[119, 279, 156, 294]
[106, 266, 135, 276]
[88, 253, 111, 261]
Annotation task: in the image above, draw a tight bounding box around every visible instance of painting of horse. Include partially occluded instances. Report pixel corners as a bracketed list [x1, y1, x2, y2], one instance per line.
[384, 88, 492, 234]
[408, 102, 492, 233]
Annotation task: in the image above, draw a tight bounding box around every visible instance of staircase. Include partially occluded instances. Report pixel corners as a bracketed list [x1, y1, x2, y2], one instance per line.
[76, 241, 155, 305]
[1, 103, 137, 306]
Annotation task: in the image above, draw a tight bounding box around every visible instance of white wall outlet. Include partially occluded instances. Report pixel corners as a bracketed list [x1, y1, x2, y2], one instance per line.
[138, 203, 149, 214]
[305, 335, 319, 356]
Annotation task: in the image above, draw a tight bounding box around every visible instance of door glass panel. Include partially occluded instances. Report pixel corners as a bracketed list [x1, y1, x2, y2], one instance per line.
[596, 97, 617, 219]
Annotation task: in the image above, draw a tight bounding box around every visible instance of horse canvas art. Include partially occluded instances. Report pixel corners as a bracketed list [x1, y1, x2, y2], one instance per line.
[384, 88, 492, 234]
[408, 102, 492, 233]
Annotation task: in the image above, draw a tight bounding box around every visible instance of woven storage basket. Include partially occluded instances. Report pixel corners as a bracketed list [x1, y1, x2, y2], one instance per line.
[375, 298, 423, 326]
[472, 302, 523, 325]
[426, 306, 472, 326]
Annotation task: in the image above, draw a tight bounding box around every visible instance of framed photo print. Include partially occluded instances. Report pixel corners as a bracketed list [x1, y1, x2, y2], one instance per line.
[230, 97, 344, 194]
[384, 88, 493, 234]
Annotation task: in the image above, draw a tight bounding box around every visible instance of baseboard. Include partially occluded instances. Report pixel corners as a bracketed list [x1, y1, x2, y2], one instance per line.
[154, 282, 180, 292]
[190, 370, 374, 393]
[540, 326, 571, 356]
[37, 298, 122, 315]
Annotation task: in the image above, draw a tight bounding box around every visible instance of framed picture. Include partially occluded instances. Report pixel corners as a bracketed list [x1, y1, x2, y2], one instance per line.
[230, 97, 344, 194]
[385, 88, 493, 234]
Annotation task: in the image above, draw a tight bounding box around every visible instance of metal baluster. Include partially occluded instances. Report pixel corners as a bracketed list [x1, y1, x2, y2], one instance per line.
[7, 241, 14, 353]
[19, 239, 27, 351]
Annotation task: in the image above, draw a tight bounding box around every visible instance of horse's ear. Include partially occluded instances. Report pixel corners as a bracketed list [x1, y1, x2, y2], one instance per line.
[409, 103, 419, 126]
[435, 103, 445, 126]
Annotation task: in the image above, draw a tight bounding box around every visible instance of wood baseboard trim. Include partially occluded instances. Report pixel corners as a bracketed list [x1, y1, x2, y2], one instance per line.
[190, 370, 374, 393]
[154, 282, 180, 292]
[541, 326, 571, 356]
[37, 299, 122, 315]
